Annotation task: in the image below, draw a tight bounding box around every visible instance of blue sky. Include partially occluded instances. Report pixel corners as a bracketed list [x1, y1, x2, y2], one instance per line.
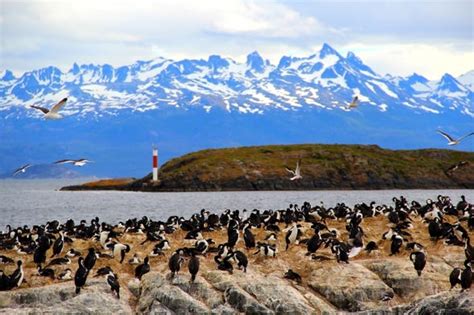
[1, 0, 473, 79]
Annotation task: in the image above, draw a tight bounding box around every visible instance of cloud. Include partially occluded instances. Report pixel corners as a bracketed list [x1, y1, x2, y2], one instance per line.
[340, 42, 474, 79]
[2, 0, 334, 72]
[1, 0, 472, 80]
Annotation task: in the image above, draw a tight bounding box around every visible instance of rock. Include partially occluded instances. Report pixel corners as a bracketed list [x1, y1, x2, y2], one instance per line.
[128, 279, 141, 298]
[356, 291, 474, 315]
[137, 269, 334, 314]
[364, 258, 451, 300]
[137, 272, 221, 314]
[405, 291, 474, 314]
[308, 262, 394, 312]
[205, 269, 333, 314]
[0, 279, 132, 314]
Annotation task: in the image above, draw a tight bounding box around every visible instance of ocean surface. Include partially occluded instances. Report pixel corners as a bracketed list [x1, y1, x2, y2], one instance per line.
[0, 179, 472, 228]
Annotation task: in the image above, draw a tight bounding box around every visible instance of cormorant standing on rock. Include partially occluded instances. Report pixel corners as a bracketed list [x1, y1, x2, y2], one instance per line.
[9, 260, 24, 288]
[106, 272, 120, 299]
[74, 257, 89, 294]
[461, 261, 472, 292]
[188, 253, 200, 283]
[169, 250, 184, 279]
[135, 257, 150, 280]
[410, 251, 426, 276]
[84, 248, 97, 270]
[243, 223, 256, 249]
[51, 231, 64, 258]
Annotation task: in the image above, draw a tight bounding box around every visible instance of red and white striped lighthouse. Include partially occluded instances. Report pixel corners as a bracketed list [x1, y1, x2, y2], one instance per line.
[152, 147, 158, 182]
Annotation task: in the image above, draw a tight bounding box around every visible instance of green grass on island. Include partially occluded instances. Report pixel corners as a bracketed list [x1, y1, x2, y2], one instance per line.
[62, 144, 474, 191]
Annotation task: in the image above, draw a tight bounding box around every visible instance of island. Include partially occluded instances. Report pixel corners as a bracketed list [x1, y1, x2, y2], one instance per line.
[61, 144, 474, 191]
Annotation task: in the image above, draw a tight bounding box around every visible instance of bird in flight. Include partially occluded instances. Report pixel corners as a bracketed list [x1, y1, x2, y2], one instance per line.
[13, 164, 32, 176]
[347, 96, 359, 109]
[445, 161, 469, 175]
[30, 97, 68, 119]
[436, 130, 474, 146]
[54, 159, 92, 167]
[286, 160, 302, 181]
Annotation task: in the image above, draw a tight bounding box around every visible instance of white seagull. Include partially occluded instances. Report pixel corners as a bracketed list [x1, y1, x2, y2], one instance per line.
[436, 130, 474, 146]
[347, 96, 359, 109]
[13, 164, 32, 176]
[30, 97, 68, 119]
[54, 159, 92, 167]
[286, 160, 302, 181]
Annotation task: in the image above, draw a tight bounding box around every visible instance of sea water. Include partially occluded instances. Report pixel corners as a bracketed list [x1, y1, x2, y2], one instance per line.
[0, 179, 472, 228]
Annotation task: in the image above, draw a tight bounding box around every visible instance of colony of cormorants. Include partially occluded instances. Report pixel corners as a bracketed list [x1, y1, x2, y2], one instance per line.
[0, 194, 472, 297]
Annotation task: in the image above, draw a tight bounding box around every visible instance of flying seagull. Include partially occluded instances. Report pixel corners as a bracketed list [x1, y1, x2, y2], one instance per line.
[30, 97, 68, 119]
[436, 130, 474, 146]
[54, 159, 92, 167]
[13, 164, 32, 176]
[347, 96, 359, 109]
[286, 160, 302, 181]
[445, 161, 469, 175]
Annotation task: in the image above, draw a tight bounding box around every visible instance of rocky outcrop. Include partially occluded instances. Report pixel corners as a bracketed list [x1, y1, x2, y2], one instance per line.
[0, 279, 132, 314]
[308, 262, 394, 312]
[1, 263, 472, 314]
[135, 270, 336, 314]
[404, 291, 474, 314]
[363, 259, 452, 300]
[0, 214, 471, 314]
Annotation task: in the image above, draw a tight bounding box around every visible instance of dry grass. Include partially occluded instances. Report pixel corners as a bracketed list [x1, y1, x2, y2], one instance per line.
[82, 178, 135, 188]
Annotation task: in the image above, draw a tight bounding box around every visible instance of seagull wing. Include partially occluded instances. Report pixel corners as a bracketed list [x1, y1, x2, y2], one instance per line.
[348, 96, 359, 108]
[13, 164, 31, 176]
[436, 130, 456, 142]
[49, 98, 68, 114]
[457, 132, 474, 143]
[295, 160, 301, 175]
[285, 168, 296, 176]
[30, 105, 50, 114]
[54, 159, 75, 164]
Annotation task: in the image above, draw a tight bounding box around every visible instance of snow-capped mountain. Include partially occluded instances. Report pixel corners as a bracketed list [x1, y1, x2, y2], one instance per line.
[457, 70, 474, 91]
[1, 43, 473, 178]
[1, 43, 472, 118]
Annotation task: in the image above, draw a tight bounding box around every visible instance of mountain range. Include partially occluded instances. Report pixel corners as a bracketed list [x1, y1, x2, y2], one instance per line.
[0, 43, 473, 178]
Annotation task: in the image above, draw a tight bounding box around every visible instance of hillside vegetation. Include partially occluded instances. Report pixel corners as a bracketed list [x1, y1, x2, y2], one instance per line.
[62, 144, 474, 191]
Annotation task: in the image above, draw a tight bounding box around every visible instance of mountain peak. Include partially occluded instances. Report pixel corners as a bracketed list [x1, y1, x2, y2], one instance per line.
[208, 55, 230, 69]
[407, 73, 429, 84]
[1, 70, 15, 81]
[457, 70, 474, 91]
[246, 51, 265, 72]
[437, 73, 467, 93]
[319, 43, 341, 59]
[345, 51, 365, 66]
[346, 51, 359, 61]
[70, 63, 80, 74]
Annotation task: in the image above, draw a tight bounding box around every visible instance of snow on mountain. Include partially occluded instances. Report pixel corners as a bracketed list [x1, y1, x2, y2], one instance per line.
[457, 70, 474, 91]
[0, 43, 472, 119]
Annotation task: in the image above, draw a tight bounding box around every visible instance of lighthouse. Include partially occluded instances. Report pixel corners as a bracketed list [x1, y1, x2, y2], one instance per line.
[152, 147, 158, 182]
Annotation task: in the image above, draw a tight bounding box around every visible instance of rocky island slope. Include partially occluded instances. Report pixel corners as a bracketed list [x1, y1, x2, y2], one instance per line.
[61, 144, 474, 191]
